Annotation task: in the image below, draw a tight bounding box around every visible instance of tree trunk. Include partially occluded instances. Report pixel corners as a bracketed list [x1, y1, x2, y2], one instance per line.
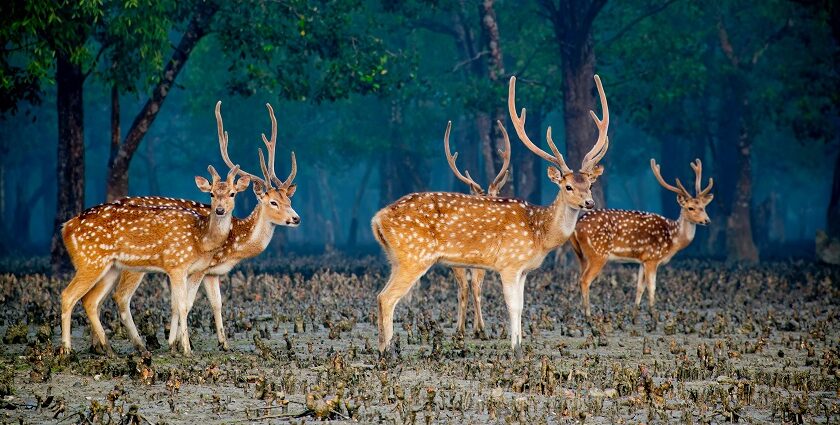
[826, 5, 840, 240]
[0, 159, 6, 253]
[108, 84, 120, 198]
[51, 52, 86, 274]
[106, 3, 217, 201]
[725, 91, 759, 263]
[827, 150, 840, 238]
[316, 167, 340, 252]
[479, 0, 510, 194]
[347, 160, 374, 247]
[476, 112, 494, 185]
[450, 8, 483, 186]
[544, 0, 608, 206]
[559, 39, 606, 206]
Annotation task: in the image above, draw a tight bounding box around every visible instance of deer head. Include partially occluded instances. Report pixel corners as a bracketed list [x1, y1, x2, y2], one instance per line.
[216, 101, 300, 227]
[195, 164, 250, 217]
[508, 75, 609, 210]
[651, 158, 714, 225]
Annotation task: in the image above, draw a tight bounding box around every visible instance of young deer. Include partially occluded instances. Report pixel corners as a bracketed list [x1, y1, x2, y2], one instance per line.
[569, 159, 714, 318]
[61, 163, 251, 355]
[371, 75, 610, 353]
[90, 101, 299, 353]
[443, 120, 511, 338]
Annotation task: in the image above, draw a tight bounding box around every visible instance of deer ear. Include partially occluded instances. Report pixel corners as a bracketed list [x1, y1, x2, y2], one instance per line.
[547, 166, 564, 184]
[252, 179, 267, 196]
[195, 176, 212, 193]
[700, 193, 714, 205]
[584, 165, 604, 181]
[285, 184, 297, 197]
[235, 175, 251, 192]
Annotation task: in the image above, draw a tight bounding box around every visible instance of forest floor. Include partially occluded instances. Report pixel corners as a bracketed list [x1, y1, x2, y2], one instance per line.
[0, 254, 838, 424]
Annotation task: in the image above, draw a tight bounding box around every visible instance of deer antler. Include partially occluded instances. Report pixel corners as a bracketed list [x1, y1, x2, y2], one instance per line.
[690, 159, 714, 197]
[487, 120, 511, 197]
[444, 121, 485, 195]
[260, 103, 297, 190]
[580, 75, 610, 174]
[650, 159, 692, 198]
[216, 101, 263, 185]
[508, 76, 573, 175]
[207, 165, 221, 183]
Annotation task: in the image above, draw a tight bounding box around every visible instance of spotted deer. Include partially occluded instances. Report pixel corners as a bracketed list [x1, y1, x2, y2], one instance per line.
[371, 75, 610, 353]
[569, 158, 714, 318]
[443, 120, 510, 338]
[83, 101, 300, 353]
[61, 161, 251, 355]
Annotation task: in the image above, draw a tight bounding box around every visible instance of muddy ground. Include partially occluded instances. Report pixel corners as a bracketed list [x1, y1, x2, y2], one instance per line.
[0, 254, 838, 424]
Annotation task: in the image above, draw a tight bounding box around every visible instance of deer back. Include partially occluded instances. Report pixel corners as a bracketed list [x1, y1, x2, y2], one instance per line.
[573, 209, 683, 263]
[62, 202, 217, 272]
[374, 192, 564, 271]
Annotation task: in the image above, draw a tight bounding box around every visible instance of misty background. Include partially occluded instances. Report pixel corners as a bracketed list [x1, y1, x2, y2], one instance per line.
[1, 0, 838, 270]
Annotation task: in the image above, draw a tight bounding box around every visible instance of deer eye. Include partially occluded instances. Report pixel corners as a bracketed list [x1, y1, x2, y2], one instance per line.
[565, 185, 573, 191]
[688, 207, 695, 211]
[270, 201, 279, 207]
[229, 192, 235, 198]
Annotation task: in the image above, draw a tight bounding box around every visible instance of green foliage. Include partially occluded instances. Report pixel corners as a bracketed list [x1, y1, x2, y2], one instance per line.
[95, 0, 177, 92]
[0, 0, 102, 112]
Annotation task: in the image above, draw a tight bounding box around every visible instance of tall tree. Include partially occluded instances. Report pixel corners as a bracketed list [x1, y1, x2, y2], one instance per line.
[1, 1, 103, 273]
[715, 9, 794, 262]
[105, 1, 216, 201]
[538, 0, 609, 204]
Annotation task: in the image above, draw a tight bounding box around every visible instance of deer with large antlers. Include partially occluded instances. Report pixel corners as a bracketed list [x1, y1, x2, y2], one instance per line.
[443, 120, 510, 338]
[60, 148, 251, 355]
[569, 158, 714, 319]
[79, 101, 300, 354]
[371, 75, 610, 353]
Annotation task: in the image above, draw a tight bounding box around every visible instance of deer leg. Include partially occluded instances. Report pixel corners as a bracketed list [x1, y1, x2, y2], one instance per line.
[167, 271, 193, 356]
[61, 264, 112, 353]
[81, 267, 120, 355]
[167, 282, 179, 347]
[452, 267, 469, 336]
[580, 257, 606, 319]
[500, 270, 524, 351]
[634, 264, 646, 307]
[644, 262, 659, 323]
[167, 272, 202, 346]
[471, 268, 487, 338]
[113, 271, 146, 352]
[377, 264, 430, 353]
[202, 275, 228, 350]
[517, 272, 528, 343]
[168, 278, 198, 348]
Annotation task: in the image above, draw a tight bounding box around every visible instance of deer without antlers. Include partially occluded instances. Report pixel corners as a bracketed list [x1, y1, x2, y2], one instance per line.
[61, 140, 251, 355]
[569, 158, 714, 319]
[80, 101, 300, 354]
[443, 120, 511, 338]
[372, 74, 610, 353]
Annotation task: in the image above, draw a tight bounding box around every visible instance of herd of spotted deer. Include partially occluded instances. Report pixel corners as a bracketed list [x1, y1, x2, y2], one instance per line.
[59, 75, 714, 357]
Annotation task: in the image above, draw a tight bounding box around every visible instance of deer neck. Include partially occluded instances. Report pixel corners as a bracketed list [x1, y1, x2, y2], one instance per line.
[537, 193, 581, 250]
[231, 203, 277, 257]
[200, 212, 232, 252]
[673, 212, 696, 251]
